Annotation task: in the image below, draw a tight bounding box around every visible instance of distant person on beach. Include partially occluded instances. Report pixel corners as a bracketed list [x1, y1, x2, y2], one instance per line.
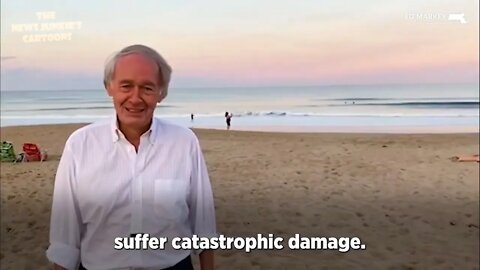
[225, 111, 232, 130]
[47, 45, 216, 270]
[191, 113, 194, 122]
[450, 154, 479, 162]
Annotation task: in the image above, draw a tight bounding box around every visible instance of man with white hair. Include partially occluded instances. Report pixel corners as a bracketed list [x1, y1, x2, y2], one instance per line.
[46, 45, 216, 270]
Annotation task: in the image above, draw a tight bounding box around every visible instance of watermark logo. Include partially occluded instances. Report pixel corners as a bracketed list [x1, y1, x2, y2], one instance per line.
[11, 11, 83, 43]
[405, 12, 467, 24]
[447, 13, 467, 24]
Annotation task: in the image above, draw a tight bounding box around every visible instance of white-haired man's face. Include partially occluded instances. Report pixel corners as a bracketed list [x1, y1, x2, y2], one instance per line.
[106, 53, 163, 130]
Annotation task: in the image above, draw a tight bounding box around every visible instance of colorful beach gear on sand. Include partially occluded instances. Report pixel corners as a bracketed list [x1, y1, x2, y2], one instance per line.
[1, 141, 18, 162]
[0, 141, 48, 162]
[22, 143, 48, 162]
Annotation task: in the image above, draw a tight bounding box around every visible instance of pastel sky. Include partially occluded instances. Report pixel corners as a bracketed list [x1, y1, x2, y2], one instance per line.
[1, 0, 478, 90]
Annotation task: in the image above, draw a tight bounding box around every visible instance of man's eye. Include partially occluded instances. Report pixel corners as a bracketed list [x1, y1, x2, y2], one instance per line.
[141, 85, 154, 91]
[120, 85, 131, 89]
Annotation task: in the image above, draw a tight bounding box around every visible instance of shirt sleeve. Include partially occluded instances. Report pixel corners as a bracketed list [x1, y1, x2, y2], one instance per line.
[46, 140, 82, 270]
[188, 136, 217, 254]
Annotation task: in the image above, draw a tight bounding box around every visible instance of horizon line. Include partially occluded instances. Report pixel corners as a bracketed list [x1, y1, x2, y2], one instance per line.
[1, 82, 479, 92]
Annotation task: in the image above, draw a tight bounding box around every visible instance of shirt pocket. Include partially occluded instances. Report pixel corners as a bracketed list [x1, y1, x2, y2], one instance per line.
[153, 179, 189, 223]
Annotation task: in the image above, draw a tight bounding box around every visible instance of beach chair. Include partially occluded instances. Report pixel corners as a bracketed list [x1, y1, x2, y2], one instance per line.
[1, 141, 18, 162]
[22, 143, 48, 162]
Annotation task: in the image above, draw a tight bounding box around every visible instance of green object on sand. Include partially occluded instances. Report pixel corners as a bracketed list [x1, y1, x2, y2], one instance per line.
[1, 141, 18, 162]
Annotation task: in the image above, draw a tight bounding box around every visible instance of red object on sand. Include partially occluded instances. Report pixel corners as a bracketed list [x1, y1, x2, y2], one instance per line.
[22, 143, 47, 162]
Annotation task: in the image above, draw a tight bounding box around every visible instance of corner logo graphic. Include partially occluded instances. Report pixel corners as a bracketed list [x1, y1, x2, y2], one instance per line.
[447, 13, 467, 24]
[11, 11, 82, 43]
[405, 12, 467, 24]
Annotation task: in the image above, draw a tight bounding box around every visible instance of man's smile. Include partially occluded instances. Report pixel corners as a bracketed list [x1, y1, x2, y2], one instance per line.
[125, 107, 145, 113]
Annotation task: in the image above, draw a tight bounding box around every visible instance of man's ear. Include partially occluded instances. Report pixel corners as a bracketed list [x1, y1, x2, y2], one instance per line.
[105, 82, 113, 97]
[157, 89, 164, 103]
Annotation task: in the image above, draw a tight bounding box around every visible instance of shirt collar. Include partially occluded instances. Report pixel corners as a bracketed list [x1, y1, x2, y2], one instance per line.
[111, 116, 158, 145]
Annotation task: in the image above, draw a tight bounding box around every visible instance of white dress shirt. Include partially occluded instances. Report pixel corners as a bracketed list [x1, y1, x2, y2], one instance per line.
[46, 117, 217, 270]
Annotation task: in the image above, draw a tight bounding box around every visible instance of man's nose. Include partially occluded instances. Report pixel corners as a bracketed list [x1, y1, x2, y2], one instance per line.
[129, 86, 143, 102]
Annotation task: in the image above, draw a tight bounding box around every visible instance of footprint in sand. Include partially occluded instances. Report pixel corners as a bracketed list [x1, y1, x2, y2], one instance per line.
[398, 228, 410, 235]
[464, 256, 473, 262]
[433, 257, 446, 265]
[42, 206, 50, 214]
[23, 234, 34, 241]
[293, 185, 308, 191]
[279, 202, 289, 208]
[330, 190, 344, 196]
[11, 245, 22, 253]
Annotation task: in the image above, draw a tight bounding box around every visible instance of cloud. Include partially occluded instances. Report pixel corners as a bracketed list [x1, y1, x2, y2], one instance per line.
[0, 67, 236, 90]
[1, 56, 16, 61]
[1, 68, 103, 91]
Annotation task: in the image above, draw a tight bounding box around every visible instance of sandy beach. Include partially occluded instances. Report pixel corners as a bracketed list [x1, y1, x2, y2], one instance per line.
[1, 124, 478, 269]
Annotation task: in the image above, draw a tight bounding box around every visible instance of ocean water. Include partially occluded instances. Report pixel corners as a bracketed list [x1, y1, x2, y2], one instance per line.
[1, 84, 479, 131]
